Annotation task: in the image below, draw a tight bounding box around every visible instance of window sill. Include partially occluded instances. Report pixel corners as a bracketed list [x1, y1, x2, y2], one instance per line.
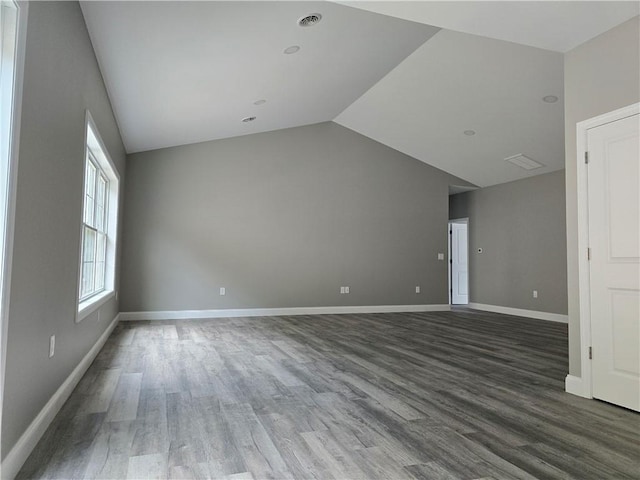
[77, 290, 115, 323]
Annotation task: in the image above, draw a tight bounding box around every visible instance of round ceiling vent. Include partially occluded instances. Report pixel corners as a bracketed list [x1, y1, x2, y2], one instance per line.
[242, 116, 256, 123]
[298, 13, 322, 27]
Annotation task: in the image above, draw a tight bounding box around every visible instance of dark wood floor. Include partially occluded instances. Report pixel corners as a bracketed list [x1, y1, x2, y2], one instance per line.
[17, 309, 640, 479]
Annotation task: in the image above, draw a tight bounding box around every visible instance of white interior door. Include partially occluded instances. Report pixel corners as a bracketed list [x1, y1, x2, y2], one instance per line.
[450, 222, 468, 305]
[587, 113, 639, 412]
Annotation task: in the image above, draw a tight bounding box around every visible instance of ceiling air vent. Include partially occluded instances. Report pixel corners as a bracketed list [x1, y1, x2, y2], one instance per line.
[242, 116, 256, 123]
[298, 14, 322, 27]
[505, 154, 544, 170]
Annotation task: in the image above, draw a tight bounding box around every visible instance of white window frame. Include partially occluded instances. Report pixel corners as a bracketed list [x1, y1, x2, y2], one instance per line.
[77, 112, 119, 322]
[0, 0, 27, 466]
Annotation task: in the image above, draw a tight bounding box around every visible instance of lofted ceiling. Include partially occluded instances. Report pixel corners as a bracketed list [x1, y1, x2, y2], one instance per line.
[335, 28, 565, 187]
[80, 1, 438, 154]
[337, 1, 640, 53]
[80, 1, 639, 187]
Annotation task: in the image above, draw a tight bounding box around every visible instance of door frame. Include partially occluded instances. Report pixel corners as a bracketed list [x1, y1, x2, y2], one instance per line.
[574, 102, 639, 399]
[448, 217, 469, 305]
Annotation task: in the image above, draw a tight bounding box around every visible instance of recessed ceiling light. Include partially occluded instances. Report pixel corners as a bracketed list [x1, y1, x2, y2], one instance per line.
[242, 116, 256, 123]
[283, 45, 300, 55]
[463, 130, 476, 136]
[298, 13, 322, 27]
[254, 99, 266, 106]
[543, 95, 558, 103]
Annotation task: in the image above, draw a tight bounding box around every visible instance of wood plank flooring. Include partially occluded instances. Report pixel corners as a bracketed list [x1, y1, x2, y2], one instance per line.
[17, 309, 640, 479]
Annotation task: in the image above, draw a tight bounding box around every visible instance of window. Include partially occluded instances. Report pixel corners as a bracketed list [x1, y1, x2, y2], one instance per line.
[80, 152, 108, 299]
[78, 113, 119, 319]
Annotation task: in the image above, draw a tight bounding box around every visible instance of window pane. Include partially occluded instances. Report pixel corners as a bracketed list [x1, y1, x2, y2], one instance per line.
[81, 262, 95, 297]
[83, 226, 96, 262]
[96, 232, 106, 263]
[95, 262, 105, 290]
[97, 175, 106, 207]
[84, 195, 94, 227]
[84, 161, 96, 225]
[95, 205, 104, 231]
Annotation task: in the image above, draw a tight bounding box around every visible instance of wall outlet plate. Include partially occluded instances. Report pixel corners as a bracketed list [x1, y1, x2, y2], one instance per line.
[49, 335, 55, 358]
[345, 286, 350, 294]
[415, 286, 421, 294]
[219, 287, 226, 295]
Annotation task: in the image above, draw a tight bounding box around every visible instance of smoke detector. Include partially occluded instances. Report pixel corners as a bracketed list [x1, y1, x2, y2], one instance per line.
[505, 153, 544, 170]
[298, 14, 322, 27]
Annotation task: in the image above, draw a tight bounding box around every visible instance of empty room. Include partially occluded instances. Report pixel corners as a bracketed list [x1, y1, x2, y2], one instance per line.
[0, 1, 639, 479]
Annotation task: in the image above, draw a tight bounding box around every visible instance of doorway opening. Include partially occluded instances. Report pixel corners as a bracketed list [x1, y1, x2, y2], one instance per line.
[449, 218, 468, 305]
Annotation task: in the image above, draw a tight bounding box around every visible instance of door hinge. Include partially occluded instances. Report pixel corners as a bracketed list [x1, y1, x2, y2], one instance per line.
[589, 346, 592, 360]
[584, 151, 589, 164]
[587, 248, 591, 260]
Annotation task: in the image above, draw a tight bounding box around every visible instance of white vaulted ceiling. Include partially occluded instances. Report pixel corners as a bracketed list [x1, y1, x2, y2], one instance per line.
[80, 1, 439, 153]
[80, 1, 639, 186]
[334, 28, 565, 187]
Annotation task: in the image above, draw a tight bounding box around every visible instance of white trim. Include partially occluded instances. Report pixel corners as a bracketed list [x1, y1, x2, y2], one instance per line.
[448, 218, 469, 306]
[77, 290, 115, 322]
[573, 102, 639, 400]
[119, 304, 451, 321]
[564, 374, 589, 398]
[467, 303, 568, 323]
[0, 314, 119, 480]
[0, 0, 28, 469]
[75, 111, 120, 323]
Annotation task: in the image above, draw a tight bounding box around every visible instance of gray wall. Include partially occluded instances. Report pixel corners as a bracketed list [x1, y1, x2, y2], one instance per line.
[449, 170, 567, 315]
[121, 122, 469, 312]
[1, 2, 126, 457]
[564, 16, 640, 377]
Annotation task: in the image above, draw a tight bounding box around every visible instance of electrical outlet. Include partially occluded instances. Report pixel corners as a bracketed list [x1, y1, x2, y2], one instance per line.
[437, 253, 444, 260]
[415, 286, 421, 294]
[340, 286, 345, 294]
[533, 290, 538, 298]
[49, 335, 55, 358]
[344, 286, 350, 294]
[219, 287, 226, 296]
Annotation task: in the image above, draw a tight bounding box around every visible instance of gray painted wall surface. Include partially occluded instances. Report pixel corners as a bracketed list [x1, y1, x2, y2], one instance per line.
[449, 170, 567, 315]
[121, 122, 469, 312]
[564, 16, 639, 377]
[1, 2, 126, 457]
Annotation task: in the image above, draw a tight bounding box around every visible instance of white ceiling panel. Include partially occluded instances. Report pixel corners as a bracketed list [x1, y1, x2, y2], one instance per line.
[335, 28, 565, 187]
[337, 1, 639, 52]
[80, 1, 439, 153]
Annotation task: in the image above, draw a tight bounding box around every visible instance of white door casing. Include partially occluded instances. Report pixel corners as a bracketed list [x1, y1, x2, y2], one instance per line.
[450, 221, 469, 305]
[587, 112, 640, 412]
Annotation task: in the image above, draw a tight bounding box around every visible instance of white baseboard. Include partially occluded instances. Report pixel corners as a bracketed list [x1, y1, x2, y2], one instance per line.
[467, 303, 568, 323]
[565, 374, 590, 398]
[119, 304, 451, 321]
[1, 314, 120, 480]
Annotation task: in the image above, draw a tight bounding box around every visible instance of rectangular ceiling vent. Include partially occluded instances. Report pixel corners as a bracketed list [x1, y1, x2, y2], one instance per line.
[504, 153, 544, 170]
